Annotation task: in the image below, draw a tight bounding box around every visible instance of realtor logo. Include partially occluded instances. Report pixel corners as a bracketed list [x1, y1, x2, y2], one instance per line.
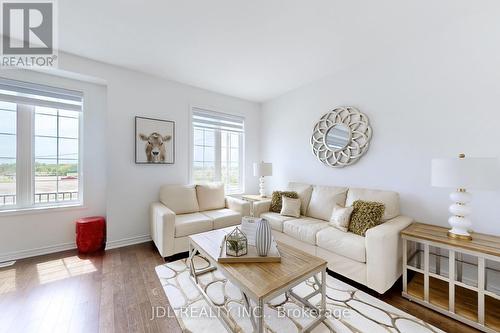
[1, 0, 57, 67]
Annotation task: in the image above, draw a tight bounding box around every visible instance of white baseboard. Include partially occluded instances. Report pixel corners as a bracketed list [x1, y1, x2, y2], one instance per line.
[105, 234, 151, 250]
[0, 234, 152, 263]
[0, 260, 17, 268]
[0, 242, 76, 263]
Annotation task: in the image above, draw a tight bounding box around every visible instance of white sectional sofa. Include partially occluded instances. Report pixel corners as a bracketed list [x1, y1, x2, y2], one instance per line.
[150, 183, 250, 258]
[253, 182, 413, 294]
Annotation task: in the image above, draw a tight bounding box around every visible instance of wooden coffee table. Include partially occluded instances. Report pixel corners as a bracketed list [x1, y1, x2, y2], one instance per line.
[188, 227, 327, 333]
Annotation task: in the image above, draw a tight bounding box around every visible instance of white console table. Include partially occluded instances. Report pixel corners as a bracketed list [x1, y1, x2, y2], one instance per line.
[402, 223, 500, 333]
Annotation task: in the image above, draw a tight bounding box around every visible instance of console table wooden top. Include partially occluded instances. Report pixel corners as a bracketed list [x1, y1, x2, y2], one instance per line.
[402, 222, 500, 257]
[241, 194, 271, 202]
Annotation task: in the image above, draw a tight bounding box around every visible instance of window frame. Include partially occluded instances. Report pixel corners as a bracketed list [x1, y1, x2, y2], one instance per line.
[0, 98, 84, 213]
[189, 106, 245, 195]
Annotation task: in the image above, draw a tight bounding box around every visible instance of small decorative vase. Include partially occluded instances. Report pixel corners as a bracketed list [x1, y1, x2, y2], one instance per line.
[255, 218, 272, 256]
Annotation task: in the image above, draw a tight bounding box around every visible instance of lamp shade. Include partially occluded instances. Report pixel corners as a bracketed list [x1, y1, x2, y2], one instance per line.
[431, 157, 499, 190]
[253, 162, 272, 177]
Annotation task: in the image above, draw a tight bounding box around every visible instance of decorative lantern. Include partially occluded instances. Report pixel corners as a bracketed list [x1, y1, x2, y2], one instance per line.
[225, 227, 248, 257]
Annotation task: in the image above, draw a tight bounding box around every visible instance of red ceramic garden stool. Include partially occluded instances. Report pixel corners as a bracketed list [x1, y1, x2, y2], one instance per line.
[75, 216, 106, 253]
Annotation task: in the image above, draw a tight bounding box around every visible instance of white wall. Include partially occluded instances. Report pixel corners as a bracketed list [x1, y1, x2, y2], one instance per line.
[2, 4, 498, 261]
[0, 53, 261, 261]
[261, 9, 500, 235]
[0, 70, 107, 260]
[61, 54, 261, 247]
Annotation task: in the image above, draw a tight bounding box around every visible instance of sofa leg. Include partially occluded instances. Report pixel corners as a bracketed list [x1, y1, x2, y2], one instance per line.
[326, 268, 389, 298]
[163, 255, 177, 262]
[163, 251, 189, 263]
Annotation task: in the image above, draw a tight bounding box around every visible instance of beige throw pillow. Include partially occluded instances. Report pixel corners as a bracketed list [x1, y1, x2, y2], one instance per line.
[280, 196, 301, 218]
[306, 185, 347, 221]
[270, 191, 298, 213]
[287, 182, 313, 215]
[346, 188, 399, 221]
[160, 184, 199, 214]
[329, 204, 354, 232]
[196, 182, 225, 211]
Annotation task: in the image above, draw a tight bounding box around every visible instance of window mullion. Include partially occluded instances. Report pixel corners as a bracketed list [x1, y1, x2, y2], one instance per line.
[239, 133, 244, 193]
[228, 132, 233, 191]
[225, 132, 229, 187]
[16, 104, 34, 207]
[214, 129, 221, 182]
[56, 109, 60, 202]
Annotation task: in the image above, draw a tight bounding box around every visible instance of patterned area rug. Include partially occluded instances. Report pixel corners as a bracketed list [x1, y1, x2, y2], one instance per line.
[155, 256, 443, 333]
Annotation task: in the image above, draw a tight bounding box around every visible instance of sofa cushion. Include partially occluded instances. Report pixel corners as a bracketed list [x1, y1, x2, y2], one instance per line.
[306, 185, 347, 221]
[202, 208, 241, 229]
[260, 212, 296, 232]
[175, 212, 213, 237]
[287, 182, 313, 215]
[270, 191, 299, 213]
[346, 188, 399, 221]
[196, 183, 225, 211]
[316, 227, 366, 263]
[160, 184, 199, 214]
[283, 218, 330, 245]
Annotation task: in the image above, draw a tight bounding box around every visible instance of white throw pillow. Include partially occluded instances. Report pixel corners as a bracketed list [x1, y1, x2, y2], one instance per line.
[280, 196, 301, 218]
[329, 204, 354, 232]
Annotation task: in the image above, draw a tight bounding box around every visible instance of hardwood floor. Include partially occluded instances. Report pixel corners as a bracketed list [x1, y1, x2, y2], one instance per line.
[0, 242, 181, 333]
[382, 280, 479, 333]
[0, 241, 479, 333]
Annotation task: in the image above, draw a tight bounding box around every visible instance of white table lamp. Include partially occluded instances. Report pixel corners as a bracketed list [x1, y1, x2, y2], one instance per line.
[253, 162, 272, 197]
[431, 153, 499, 240]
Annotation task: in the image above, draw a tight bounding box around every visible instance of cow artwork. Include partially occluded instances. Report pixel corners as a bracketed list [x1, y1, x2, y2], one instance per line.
[135, 117, 175, 164]
[139, 132, 172, 163]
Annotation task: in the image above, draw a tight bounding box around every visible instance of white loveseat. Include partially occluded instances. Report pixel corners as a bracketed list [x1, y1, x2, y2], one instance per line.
[150, 183, 250, 258]
[253, 182, 413, 294]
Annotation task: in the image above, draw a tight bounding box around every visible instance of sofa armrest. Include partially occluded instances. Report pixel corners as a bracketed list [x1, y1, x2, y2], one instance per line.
[365, 215, 413, 293]
[150, 202, 176, 257]
[225, 196, 251, 216]
[253, 200, 271, 217]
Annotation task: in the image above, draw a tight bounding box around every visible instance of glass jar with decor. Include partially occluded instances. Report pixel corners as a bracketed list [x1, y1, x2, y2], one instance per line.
[225, 227, 248, 257]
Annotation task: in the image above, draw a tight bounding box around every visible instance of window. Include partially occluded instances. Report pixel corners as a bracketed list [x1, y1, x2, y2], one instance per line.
[191, 108, 244, 194]
[0, 78, 83, 210]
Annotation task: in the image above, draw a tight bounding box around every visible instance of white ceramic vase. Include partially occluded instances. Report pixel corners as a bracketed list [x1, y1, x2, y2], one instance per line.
[255, 218, 272, 256]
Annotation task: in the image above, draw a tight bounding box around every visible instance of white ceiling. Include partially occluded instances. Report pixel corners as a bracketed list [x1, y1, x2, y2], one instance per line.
[59, 0, 491, 102]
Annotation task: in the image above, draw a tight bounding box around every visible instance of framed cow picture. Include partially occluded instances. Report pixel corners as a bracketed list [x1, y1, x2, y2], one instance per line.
[135, 116, 175, 164]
